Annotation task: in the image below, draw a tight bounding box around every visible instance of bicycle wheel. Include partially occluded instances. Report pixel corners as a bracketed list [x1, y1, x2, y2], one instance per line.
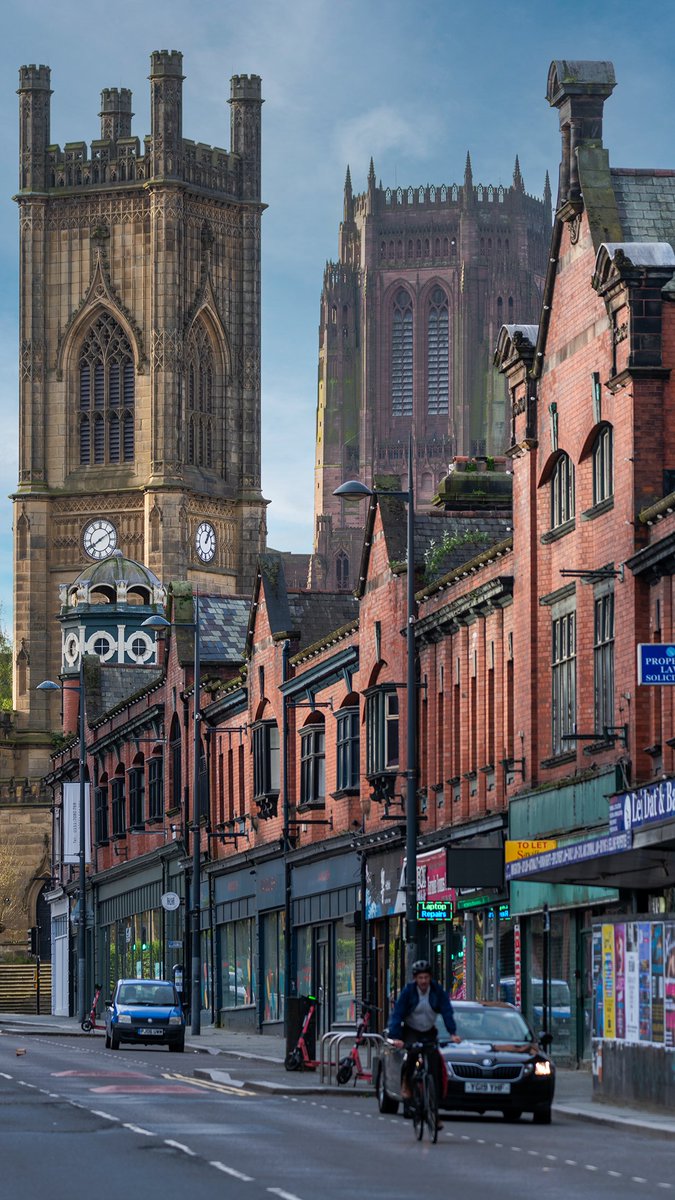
[285, 1048, 302, 1071]
[425, 1075, 438, 1144]
[412, 1076, 425, 1141]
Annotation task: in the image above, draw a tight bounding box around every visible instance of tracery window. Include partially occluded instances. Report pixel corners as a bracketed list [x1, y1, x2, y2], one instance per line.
[184, 321, 215, 469]
[427, 287, 449, 415]
[392, 288, 413, 416]
[79, 313, 135, 465]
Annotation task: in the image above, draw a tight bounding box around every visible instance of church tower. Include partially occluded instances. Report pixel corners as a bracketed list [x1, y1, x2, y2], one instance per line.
[311, 159, 550, 590]
[14, 51, 267, 748]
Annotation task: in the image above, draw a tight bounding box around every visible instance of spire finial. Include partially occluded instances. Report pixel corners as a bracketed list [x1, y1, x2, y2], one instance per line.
[544, 169, 552, 216]
[464, 151, 473, 187]
[368, 156, 376, 185]
[513, 154, 524, 191]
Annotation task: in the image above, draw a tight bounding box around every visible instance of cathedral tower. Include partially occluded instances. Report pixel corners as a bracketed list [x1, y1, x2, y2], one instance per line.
[312, 160, 550, 590]
[14, 51, 267, 747]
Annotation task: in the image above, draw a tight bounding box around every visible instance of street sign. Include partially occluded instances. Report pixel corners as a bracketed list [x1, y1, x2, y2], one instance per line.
[161, 891, 181, 911]
[638, 643, 675, 684]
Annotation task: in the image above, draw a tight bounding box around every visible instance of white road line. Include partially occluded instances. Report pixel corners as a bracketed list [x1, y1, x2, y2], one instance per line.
[210, 1162, 254, 1182]
[585, 1165, 598, 1172]
[632, 1179, 647, 1185]
[511, 1145, 522, 1152]
[546, 1154, 557, 1161]
[0, 1073, 12, 1080]
[565, 1159, 577, 1166]
[91, 1111, 119, 1121]
[658, 1183, 673, 1189]
[164, 1140, 196, 1156]
[608, 1171, 622, 1178]
[268, 1189, 304, 1200]
[528, 1150, 539, 1157]
[124, 1123, 155, 1137]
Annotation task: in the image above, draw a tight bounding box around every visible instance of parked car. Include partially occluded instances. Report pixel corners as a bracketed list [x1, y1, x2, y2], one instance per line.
[499, 977, 571, 1052]
[373, 999, 555, 1124]
[105, 978, 186, 1052]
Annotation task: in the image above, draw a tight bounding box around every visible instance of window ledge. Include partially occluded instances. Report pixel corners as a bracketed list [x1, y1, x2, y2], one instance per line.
[541, 519, 575, 544]
[146, 814, 164, 825]
[165, 806, 181, 818]
[297, 801, 327, 814]
[330, 788, 360, 800]
[581, 497, 614, 521]
[583, 739, 615, 756]
[95, 838, 110, 847]
[540, 751, 577, 768]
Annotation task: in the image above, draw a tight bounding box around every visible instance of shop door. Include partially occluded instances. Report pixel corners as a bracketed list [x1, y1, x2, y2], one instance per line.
[578, 926, 593, 1063]
[315, 926, 331, 1038]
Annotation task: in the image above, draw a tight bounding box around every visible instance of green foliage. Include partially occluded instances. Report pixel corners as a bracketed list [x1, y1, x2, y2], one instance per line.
[423, 529, 491, 582]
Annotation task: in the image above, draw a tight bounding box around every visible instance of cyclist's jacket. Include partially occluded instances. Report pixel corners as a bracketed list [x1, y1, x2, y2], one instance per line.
[388, 981, 457, 1039]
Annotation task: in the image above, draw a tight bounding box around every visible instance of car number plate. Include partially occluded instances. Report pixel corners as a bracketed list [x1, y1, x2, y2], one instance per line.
[464, 1081, 511, 1094]
[139, 1028, 164, 1036]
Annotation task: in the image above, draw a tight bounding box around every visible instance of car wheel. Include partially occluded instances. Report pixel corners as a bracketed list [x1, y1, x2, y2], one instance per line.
[533, 1105, 552, 1125]
[110, 1031, 120, 1051]
[104, 1030, 111, 1049]
[376, 1066, 399, 1114]
[503, 1109, 522, 1122]
[169, 1039, 185, 1053]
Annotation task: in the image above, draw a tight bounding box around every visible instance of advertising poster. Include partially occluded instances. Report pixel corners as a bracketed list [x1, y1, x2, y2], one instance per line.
[651, 923, 665, 1044]
[665, 923, 675, 1048]
[625, 922, 640, 1043]
[614, 924, 626, 1040]
[602, 924, 616, 1039]
[638, 922, 652, 1042]
[593, 927, 604, 1037]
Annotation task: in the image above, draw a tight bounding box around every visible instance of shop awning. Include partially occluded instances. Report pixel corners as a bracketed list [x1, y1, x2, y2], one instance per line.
[505, 825, 675, 890]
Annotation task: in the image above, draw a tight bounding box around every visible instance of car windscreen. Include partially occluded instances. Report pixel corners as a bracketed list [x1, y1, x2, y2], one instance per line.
[440, 1007, 533, 1043]
[532, 982, 570, 1007]
[117, 984, 177, 1006]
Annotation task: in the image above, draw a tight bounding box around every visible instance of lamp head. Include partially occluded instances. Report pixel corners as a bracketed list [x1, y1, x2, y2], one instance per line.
[141, 614, 171, 630]
[333, 479, 374, 501]
[36, 679, 61, 692]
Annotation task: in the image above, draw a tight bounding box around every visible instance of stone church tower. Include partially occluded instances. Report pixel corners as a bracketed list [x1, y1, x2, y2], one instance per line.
[311, 158, 550, 590]
[14, 50, 267, 750]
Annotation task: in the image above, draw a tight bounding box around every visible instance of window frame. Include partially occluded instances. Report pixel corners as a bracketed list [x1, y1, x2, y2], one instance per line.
[299, 720, 326, 809]
[551, 608, 576, 756]
[594, 590, 615, 736]
[592, 425, 614, 506]
[365, 687, 400, 777]
[336, 706, 360, 793]
[111, 772, 126, 839]
[551, 453, 575, 528]
[252, 720, 280, 803]
[148, 754, 164, 822]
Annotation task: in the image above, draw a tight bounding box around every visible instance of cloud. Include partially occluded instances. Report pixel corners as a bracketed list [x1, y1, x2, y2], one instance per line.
[335, 105, 442, 172]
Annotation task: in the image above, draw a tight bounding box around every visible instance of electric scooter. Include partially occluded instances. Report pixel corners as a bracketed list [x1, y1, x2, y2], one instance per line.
[285, 994, 319, 1070]
[81, 982, 103, 1032]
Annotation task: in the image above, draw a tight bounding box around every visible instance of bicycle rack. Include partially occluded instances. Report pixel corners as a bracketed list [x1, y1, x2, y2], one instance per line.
[319, 1029, 383, 1085]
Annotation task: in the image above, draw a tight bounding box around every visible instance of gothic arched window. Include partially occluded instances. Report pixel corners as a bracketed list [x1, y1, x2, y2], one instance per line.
[392, 288, 413, 417]
[79, 313, 135, 465]
[184, 320, 216, 469]
[336, 550, 350, 591]
[427, 287, 449, 415]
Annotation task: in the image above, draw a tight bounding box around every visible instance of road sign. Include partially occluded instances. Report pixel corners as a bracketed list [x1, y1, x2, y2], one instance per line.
[161, 891, 180, 911]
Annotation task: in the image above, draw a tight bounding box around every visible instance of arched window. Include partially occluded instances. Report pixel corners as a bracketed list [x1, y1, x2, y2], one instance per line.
[592, 425, 614, 505]
[427, 287, 449, 416]
[551, 454, 575, 528]
[335, 550, 350, 591]
[78, 313, 135, 465]
[184, 320, 216, 470]
[392, 288, 413, 417]
[300, 714, 325, 809]
[170, 713, 182, 812]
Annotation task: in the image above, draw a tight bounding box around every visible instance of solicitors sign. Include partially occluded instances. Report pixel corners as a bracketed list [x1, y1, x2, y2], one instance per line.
[638, 644, 675, 685]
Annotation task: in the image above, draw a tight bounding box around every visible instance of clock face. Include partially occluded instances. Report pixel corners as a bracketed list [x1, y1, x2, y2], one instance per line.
[83, 518, 117, 561]
[195, 521, 216, 563]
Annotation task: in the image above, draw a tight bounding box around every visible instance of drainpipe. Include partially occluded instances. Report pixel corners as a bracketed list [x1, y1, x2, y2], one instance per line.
[282, 640, 293, 1035]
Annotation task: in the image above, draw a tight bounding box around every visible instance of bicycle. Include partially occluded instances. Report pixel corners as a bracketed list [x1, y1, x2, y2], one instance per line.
[408, 1042, 440, 1143]
[336, 999, 379, 1085]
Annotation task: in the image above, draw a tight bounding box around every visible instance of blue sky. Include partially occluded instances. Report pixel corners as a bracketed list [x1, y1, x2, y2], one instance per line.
[1, 0, 675, 632]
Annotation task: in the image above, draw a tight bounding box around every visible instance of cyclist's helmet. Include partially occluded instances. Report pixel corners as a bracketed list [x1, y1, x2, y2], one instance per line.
[411, 959, 433, 977]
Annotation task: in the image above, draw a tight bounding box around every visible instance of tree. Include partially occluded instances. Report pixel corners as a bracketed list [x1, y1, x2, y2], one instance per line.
[0, 831, 20, 935]
[0, 606, 11, 713]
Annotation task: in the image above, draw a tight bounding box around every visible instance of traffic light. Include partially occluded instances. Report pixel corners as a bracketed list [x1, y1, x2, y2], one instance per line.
[141, 925, 148, 951]
[28, 927, 39, 956]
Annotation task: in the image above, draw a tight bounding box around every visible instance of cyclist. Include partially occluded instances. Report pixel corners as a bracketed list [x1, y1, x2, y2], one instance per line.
[389, 959, 460, 1121]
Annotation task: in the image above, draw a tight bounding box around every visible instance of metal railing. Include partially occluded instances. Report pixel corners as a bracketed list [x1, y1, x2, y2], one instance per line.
[319, 1025, 383, 1085]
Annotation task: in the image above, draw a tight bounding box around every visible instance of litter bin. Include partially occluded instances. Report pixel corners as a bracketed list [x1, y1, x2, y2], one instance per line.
[285, 994, 316, 1060]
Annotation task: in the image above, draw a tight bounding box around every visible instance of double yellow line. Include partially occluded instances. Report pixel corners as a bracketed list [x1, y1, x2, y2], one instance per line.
[163, 1072, 257, 1097]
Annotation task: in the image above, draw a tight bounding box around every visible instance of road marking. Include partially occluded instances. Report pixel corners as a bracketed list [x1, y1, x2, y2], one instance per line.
[268, 1190, 304, 1200]
[608, 1171, 622, 1178]
[124, 1123, 156, 1137]
[631, 1179, 647, 1185]
[657, 1183, 673, 1189]
[0, 1073, 12, 1080]
[528, 1150, 539, 1157]
[91, 1110, 119, 1121]
[210, 1162, 254, 1182]
[163, 1072, 256, 1097]
[585, 1165, 598, 1171]
[546, 1154, 557, 1161]
[565, 1160, 577, 1166]
[164, 1140, 196, 1156]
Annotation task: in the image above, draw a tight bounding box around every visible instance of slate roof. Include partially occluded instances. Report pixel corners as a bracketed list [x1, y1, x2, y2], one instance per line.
[600, 241, 675, 268]
[611, 170, 675, 246]
[378, 499, 512, 585]
[198, 596, 250, 664]
[287, 592, 359, 653]
[92, 666, 164, 722]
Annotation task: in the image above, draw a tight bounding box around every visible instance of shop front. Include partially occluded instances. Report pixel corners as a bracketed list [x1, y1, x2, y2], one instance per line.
[291, 848, 360, 1039]
[212, 864, 257, 1030]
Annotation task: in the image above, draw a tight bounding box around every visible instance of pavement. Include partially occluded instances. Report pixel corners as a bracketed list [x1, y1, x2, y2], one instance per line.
[1, 1011, 674, 1135]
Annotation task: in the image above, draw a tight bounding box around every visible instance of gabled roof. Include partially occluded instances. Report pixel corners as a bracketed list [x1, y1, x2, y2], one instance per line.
[246, 553, 359, 658]
[611, 171, 675, 245]
[199, 596, 250, 663]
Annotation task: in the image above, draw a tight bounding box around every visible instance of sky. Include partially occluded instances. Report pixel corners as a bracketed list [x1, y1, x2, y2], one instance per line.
[1, 0, 675, 632]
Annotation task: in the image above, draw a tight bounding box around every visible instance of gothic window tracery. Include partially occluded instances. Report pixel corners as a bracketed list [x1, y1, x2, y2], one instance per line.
[78, 313, 135, 465]
[391, 288, 413, 417]
[427, 287, 449, 416]
[184, 320, 216, 469]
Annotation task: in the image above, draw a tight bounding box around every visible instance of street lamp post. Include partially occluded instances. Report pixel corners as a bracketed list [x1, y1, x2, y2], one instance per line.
[143, 598, 203, 1036]
[334, 435, 419, 974]
[38, 655, 88, 1024]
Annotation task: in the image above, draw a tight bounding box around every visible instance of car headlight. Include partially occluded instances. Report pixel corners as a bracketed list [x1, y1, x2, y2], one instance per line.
[118, 1013, 132, 1024]
[534, 1060, 552, 1076]
[168, 1015, 182, 1026]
